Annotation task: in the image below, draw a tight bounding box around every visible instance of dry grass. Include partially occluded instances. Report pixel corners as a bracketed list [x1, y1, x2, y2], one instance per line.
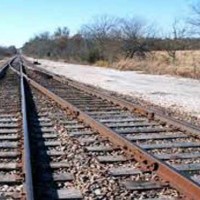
[112, 51, 200, 79]
[95, 60, 110, 67]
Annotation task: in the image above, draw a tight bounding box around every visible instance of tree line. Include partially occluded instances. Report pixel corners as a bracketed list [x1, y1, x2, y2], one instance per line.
[22, 2, 200, 64]
[0, 46, 17, 58]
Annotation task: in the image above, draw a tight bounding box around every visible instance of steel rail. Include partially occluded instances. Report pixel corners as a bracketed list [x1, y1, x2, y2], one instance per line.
[10, 60, 34, 200]
[10, 64, 200, 200]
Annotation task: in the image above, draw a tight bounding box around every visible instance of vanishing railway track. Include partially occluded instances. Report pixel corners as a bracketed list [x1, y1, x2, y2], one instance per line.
[0, 56, 199, 199]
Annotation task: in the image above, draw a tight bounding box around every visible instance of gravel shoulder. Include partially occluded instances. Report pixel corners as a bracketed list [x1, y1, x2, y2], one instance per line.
[26, 57, 200, 123]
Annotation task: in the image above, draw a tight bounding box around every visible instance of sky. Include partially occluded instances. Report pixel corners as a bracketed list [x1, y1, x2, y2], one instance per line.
[0, 0, 197, 47]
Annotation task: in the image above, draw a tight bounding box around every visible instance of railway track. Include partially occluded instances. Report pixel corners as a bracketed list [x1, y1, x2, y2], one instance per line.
[0, 56, 199, 199]
[10, 58, 179, 199]
[26, 82, 179, 199]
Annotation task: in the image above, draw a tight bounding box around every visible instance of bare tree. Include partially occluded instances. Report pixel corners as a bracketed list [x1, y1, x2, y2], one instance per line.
[81, 15, 120, 62]
[119, 17, 156, 59]
[164, 20, 186, 63]
[52, 27, 70, 57]
[81, 15, 118, 41]
[37, 32, 51, 40]
[188, 2, 200, 35]
[54, 27, 69, 38]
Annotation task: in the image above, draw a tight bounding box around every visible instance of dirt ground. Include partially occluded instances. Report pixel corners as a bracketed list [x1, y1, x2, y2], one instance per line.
[0, 58, 8, 67]
[26, 57, 200, 121]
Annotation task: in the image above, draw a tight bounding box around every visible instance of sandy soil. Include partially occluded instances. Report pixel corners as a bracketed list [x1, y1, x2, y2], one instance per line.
[0, 58, 8, 68]
[27, 57, 200, 121]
